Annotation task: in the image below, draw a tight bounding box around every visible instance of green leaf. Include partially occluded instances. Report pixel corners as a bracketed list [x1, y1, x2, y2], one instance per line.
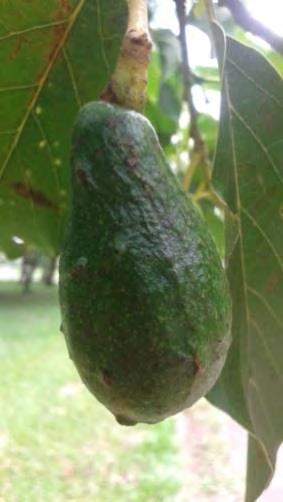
[207, 25, 283, 502]
[246, 434, 274, 502]
[229, 28, 283, 77]
[0, 0, 127, 256]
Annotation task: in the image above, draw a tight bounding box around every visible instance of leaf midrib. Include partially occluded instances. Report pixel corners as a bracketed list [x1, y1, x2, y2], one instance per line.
[0, 0, 86, 181]
[224, 49, 281, 474]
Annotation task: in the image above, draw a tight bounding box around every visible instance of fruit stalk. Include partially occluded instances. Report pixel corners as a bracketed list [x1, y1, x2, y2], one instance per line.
[101, 0, 152, 111]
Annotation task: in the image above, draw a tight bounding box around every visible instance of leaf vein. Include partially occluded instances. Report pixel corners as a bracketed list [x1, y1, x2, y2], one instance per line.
[0, 20, 67, 42]
[0, 130, 17, 136]
[0, 0, 86, 181]
[225, 78, 250, 326]
[227, 57, 283, 109]
[230, 105, 283, 184]
[241, 207, 283, 271]
[250, 317, 283, 384]
[0, 84, 37, 93]
[247, 286, 283, 330]
[247, 379, 276, 465]
[62, 48, 82, 109]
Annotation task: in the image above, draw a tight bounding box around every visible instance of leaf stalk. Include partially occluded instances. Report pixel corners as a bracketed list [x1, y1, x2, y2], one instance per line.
[101, 0, 152, 111]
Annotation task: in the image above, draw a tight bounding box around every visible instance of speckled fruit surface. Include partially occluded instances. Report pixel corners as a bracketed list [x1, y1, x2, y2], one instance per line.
[59, 102, 232, 426]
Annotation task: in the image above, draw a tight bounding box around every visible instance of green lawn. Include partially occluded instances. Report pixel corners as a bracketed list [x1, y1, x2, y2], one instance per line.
[0, 283, 182, 502]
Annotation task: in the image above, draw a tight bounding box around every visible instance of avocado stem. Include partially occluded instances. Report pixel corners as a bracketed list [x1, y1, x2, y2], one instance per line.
[127, 0, 149, 34]
[101, 0, 152, 112]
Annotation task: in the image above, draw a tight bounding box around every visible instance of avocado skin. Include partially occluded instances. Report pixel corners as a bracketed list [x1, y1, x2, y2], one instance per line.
[59, 101, 231, 425]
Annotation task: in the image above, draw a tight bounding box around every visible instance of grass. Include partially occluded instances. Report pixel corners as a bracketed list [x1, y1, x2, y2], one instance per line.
[0, 283, 182, 502]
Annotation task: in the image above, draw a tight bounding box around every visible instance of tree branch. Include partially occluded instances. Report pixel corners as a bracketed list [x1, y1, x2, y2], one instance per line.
[219, 0, 283, 55]
[101, 0, 152, 111]
[174, 0, 203, 151]
[174, 0, 212, 191]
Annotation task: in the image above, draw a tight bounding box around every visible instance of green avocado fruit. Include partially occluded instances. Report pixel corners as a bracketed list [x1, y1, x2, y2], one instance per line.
[59, 101, 232, 426]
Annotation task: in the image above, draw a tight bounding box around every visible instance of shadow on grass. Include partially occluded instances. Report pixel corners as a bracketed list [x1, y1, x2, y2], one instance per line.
[0, 282, 59, 308]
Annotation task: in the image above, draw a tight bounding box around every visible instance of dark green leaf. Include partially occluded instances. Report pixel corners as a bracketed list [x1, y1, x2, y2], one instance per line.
[246, 434, 274, 502]
[0, 0, 127, 256]
[207, 24, 283, 502]
[231, 28, 283, 77]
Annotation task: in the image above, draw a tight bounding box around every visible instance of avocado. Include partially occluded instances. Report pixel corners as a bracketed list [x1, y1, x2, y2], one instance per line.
[59, 101, 231, 426]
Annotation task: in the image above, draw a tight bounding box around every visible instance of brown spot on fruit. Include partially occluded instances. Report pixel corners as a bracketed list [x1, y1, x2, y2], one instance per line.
[69, 257, 88, 278]
[193, 356, 202, 374]
[75, 167, 89, 187]
[102, 369, 113, 386]
[127, 157, 138, 168]
[95, 149, 103, 160]
[106, 116, 119, 129]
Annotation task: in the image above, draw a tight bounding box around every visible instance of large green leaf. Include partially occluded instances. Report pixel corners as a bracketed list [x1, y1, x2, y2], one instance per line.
[0, 0, 126, 257]
[207, 25, 283, 501]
